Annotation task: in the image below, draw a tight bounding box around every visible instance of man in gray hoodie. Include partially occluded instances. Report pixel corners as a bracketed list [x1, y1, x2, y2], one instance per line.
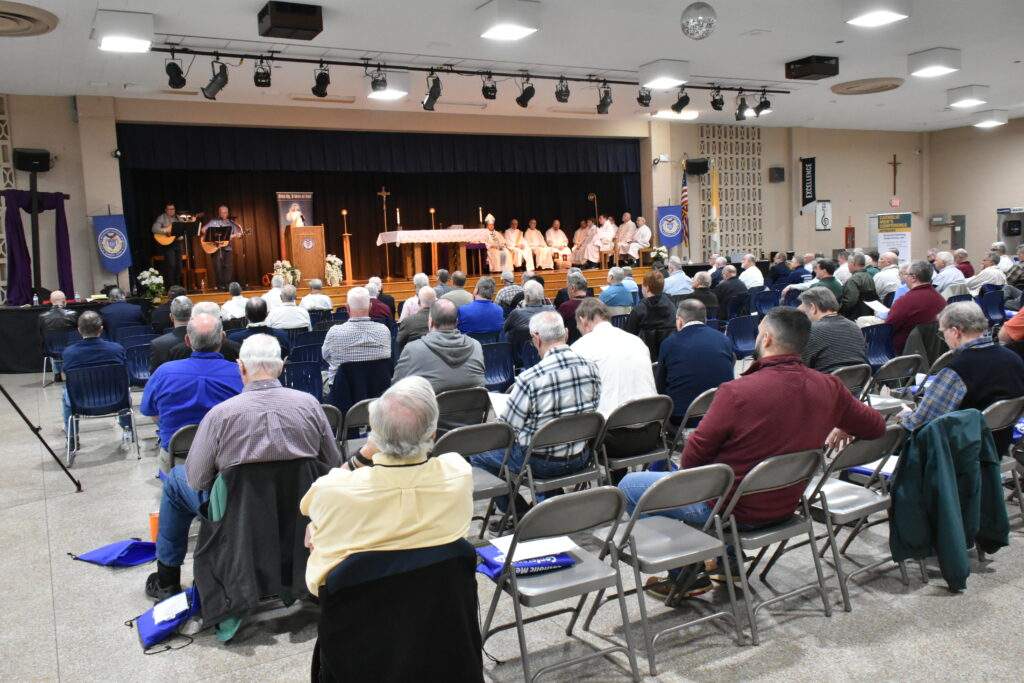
[392, 299, 485, 396]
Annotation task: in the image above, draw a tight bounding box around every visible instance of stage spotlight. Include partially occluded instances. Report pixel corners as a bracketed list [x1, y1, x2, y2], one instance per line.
[754, 89, 772, 116]
[710, 87, 724, 111]
[422, 72, 442, 110]
[670, 87, 690, 113]
[253, 59, 272, 88]
[555, 77, 570, 103]
[735, 92, 748, 121]
[481, 74, 497, 100]
[311, 64, 330, 98]
[636, 87, 651, 107]
[515, 79, 535, 108]
[201, 60, 228, 100]
[165, 60, 186, 89]
[370, 68, 388, 93]
[596, 82, 613, 115]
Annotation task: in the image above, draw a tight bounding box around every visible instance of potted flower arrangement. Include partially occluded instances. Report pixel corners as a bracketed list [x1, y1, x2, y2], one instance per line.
[273, 260, 301, 285]
[136, 268, 166, 301]
[325, 254, 343, 286]
[649, 246, 669, 270]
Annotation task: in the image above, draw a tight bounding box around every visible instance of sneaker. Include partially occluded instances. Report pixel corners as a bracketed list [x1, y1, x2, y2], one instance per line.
[487, 516, 515, 535]
[145, 572, 182, 602]
[708, 558, 745, 584]
[645, 573, 714, 600]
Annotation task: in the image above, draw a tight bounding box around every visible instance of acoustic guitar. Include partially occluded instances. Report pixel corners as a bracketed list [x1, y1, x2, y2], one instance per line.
[153, 212, 203, 246]
[200, 218, 245, 255]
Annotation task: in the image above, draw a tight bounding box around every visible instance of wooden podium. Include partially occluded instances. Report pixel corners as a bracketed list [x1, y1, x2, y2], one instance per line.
[285, 224, 326, 283]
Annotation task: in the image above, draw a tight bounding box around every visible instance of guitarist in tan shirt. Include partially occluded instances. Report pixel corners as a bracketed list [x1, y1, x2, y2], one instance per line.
[151, 202, 182, 287]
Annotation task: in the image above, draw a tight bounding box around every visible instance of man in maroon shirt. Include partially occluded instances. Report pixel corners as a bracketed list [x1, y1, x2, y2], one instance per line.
[883, 260, 947, 353]
[954, 249, 975, 278]
[619, 307, 885, 595]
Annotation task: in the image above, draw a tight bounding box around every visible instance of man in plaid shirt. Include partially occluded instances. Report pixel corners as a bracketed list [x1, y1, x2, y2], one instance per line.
[471, 310, 601, 516]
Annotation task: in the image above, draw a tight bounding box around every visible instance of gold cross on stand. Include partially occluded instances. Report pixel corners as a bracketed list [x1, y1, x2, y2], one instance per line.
[887, 154, 901, 196]
[377, 186, 392, 279]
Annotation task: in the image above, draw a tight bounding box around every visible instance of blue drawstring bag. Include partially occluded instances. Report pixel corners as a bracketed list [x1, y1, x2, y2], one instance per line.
[69, 538, 156, 567]
[127, 585, 201, 652]
[476, 545, 575, 580]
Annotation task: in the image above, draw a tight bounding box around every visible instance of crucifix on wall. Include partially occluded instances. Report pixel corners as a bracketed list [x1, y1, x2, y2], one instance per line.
[887, 154, 902, 196]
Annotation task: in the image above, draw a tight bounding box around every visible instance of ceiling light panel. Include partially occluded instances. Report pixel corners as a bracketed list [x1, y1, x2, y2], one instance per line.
[94, 10, 153, 53]
[908, 47, 961, 78]
[638, 59, 690, 90]
[843, 0, 910, 27]
[947, 84, 989, 109]
[477, 0, 541, 41]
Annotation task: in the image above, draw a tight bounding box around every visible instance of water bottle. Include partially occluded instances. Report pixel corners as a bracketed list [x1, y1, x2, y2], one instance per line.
[32, 293, 39, 306]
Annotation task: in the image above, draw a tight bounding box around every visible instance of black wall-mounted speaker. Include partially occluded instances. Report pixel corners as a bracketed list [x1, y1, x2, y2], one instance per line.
[685, 158, 709, 175]
[768, 166, 785, 183]
[13, 148, 51, 173]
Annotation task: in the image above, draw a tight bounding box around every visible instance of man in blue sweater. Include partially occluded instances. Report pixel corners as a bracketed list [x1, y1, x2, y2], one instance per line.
[656, 299, 735, 427]
[456, 276, 503, 336]
[599, 267, 635, 307]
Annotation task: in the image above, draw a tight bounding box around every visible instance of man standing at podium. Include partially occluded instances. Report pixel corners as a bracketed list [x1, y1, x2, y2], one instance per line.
[152, 202, 181, 287]
[201, 205, 242, 290]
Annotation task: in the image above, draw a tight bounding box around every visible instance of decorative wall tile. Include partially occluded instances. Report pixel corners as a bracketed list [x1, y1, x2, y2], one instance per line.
[698, 124, 764, 261]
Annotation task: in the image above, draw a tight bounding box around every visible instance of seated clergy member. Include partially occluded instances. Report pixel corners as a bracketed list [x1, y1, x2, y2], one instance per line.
[301, 376, 473, 596]
[619, 308, 885, 592]
[903, 302, 1024, 454]
[301, 279, 333, 311]
[504, 279, 555, 351]
[441, 271, 474, 308]
[220, 283, 248, 321]
[798, 287, 869, 373]
[393, 299, 485, 393]
[585, 214, 617, 267]
[263, 275, 285, 309]
[680, 271, 719, 319]
[931, 250, 967, 294]
[398, 286, 437, 348]
[471, 311, 601, 516]
[150, 285, 186, 333]
[614, 212, 637, 259]
[100, 288, 145, 339]
[456, 276, 504, 335]
[504, 218, 535, 271]
[38, 289, 77, 380]
[142, 312, 243, 472]
[494, 271, 523, 310]
[571, 219, 595, 266]
[365, 281, 392, 320]
[599, 267, 634, 307]
[545, 219, 573, 266]
[145, 334, 341, 600]
[884, 260, 947, 353]
[321, 287, 391, 386]
[265, 284, 311, 331]
[965, 250, 1008, 294]
[229, 297, 290, 358]
[656, 299, 735, 427]
[663, 256, 694, 296]
[625, 216, 652, 265]
[483, 216, 511, 273]
[149, 296, 192, 373]
[524, 218, 554, 270]
[399, 273, 430, 321]
[738, 253, 764, 289]
[167, 302, 242, 363]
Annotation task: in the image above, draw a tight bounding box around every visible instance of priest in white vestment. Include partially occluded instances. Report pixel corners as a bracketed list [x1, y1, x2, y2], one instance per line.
[571, 220, 594, 265]
[627, 216, 652, 261]
[504, 219, 535, 271]
[614, 212, 637, 257]
[483, 214, 512, 273]
[546, 219, 573, 267]
[585, 215, 617, 265]
[523, 218, 555, 270]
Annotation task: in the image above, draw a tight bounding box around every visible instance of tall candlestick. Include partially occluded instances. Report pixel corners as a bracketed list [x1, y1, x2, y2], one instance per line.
[478, 206, 483, 224]
[396, 207, 401, 225]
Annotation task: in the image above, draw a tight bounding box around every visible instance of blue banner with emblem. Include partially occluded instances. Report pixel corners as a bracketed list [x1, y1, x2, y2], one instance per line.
[92, 214, 133, 273]
[656, 204, 684, 249]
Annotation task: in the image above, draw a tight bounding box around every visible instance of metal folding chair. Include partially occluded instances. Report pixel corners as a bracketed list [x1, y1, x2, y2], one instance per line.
[669, 387, 717, 456]
[321, 403, 343, 450]
[925, 348, 955, 376]
[340, 398, 374, 462]
[983, 397, 1024, 521]
[595, 395, 673, 482]
[435, 386, 491, 435]
[480, 488, 641, 682]
[433, 422, 516, 538]
[719, 449, 832, 645]
[64, 363, 140, 467]
[167, 423, 198, 465]
[831, 364, 872, 399]
[511, 412, 606, 507]
[583, 464, 744, 675]
[862, 354, 926, 403]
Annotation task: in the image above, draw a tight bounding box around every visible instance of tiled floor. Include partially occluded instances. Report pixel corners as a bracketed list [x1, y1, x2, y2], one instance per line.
[2, 370, 1022, 682]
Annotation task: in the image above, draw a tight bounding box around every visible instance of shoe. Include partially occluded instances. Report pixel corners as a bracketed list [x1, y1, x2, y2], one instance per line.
[487, 516, 515, 535]
[708, 558, 744, 584]
[53, 372, 63, 383]
[145, 572, 182, 602]
[644, 573, 714, 600]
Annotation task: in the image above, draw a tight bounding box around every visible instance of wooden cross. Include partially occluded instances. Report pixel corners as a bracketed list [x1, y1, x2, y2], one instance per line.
[887, 154, 901, 196]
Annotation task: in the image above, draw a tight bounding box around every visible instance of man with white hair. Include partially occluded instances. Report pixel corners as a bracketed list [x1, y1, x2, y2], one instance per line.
[221, 282, 249, 321]
[301, 279, 333, 311]
[599, 267, 634, 306]
[524, 218, 554, 269]
[585, 214, 617, 267]
[707, 255, 727, 287]
[873, 252, 902, 300]
[625, 216, 652, 265]
[954, 249, 975, 278]
[545, 218, 573, 266]
[738, 254, 764, 289]
[398, 286, 437, 347]
[503, 279, 555, 351]
[571, 219, 596, 266]
[145, 333, 341, 600]
[167, 301, 243, 363]
[834, 250, 851, 285]
[712, 265, 747, 316]
[471, 311, 601, 517]
[142, 312, 243, 472]
[365, 280, 393, 320]
[965, 250, 1008, 294]
[802, 253, 817, 273]
[931, 250, 967, 293]
[322, 287, 391, 385]
[264, 275, 285, 309]
[300, 376, 473, 596]
[367, 276, 396, 317]
[614, 212, 637, 260]
[494, 271, 523, 310]
[992, 241, 1013, 272]
[483, 215, 512, 273]
[663, 256, 694, 295]
[621, 265, 640, 299]
[399, 273, 431, 321]
[266, 284, 312, 330]
[504, 218, 535, 271]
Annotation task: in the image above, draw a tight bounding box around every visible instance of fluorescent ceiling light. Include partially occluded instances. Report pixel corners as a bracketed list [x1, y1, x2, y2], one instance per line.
[477, 0, 540, 41]
[947, 84, 989, 109]
[973, 109, 1007, 128]
[366, 71, 410, 101]
[843, 0, 910, 27]
[908, 47, 961, 78]
[638, 60, 689, 90]
[93, 10, 153, 53]
[654, 109, 699, 120]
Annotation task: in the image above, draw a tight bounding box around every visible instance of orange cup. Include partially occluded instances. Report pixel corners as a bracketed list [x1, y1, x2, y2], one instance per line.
[148, 511, 160, 542]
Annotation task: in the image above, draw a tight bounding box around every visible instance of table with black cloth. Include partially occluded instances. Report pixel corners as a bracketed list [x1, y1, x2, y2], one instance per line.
[0, 298, 153, 373]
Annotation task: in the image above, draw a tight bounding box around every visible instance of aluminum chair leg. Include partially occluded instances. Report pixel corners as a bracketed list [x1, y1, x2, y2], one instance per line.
[565, 593, 588, 636]
[757, 540, 788, 582]
[713, 516, 746, 646]
[803, 501, 833, 618]
[839, 517, 869, 555]
[609, 549, 641, 682]
[508, 590, 532, 683]
[129, 411, 141, 460]
[65, 414, 76, 468]
[1012, 468, 1024, 520]
[820, 507, 852, 612]
[626, 559, 658, 676]
[729, 522, 760, 645]
[897, 561, 910, 586]
[42, 357, 51, 388]
[581, 588, 605, 632]
[918, 560, 928, 583]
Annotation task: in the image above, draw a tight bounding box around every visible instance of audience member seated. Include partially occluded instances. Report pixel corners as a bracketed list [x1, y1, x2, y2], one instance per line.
[558, 272, 590, 342]
[931, 250, 967, 294]
[712, 265, 748, 317]
[300, 279, 333, 311]
[891, 262, 911, 303]
[1006, 245, 1024, 288]
[365, 281, 393, 320]
[767, 252, 790, 286]
[265, 284, 311, 331]
[263, 275, 285, 309]
[368, 276, 396, 317]
[865, 248, 881, 277]
[707, 256, 727, 287]
[834, 250, 851, 284]
[149, 285, 186, 332]
[681, 271, 720, 319]
[441, 271, 473, 308]
[998, 305, 1024, 346]
[621, 265, 640, 298]
[885, 260, 947, 353]
[229, 297, 290, 358]
[398, 273, 430, 321]
[145, 334, 341, 600]
[142, 313, 243, 472]
[433, 269, 453, 298]
[504, 280, 555, 351]
[798, 288, 868, 373]
[993, 241, 1013, 272]
[954, 249, 975, 278]
[656, 299, 735, 428]
[663, 256, 694, 295]
[398, 286, 437, 348]
[873, 252, 901, 301]
[61, 312, 133, 452]
[100, 288, 145, 339]
[322, 287, 391, 386]
[149, 296, 192, 372]
[784, 256, 812, 285]
[619, 308, 886, 594]
[504, 271, 535, 310]
[393, 299, 485, 395]
[220, 282, 248, 321]
[554, 267, 593, 308]
[456, 276, 504, 336]
[301, 376, 473, 595]
[626, 270, 677, 360]
[494, 271, 523, 312]
[738, 253, 764, 289]
[471, 311, 601, 518]
[38, 289, 77, 380]
[599, 267, 634, 307]
[784, 259, 841, 302]
[840, 253, 880, 319]
[966, 250, 1008, 294]
[168, 302, 241, 363]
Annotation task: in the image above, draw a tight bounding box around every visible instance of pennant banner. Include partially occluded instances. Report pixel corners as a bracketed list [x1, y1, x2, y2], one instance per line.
[657, 204, 684, 249]
[92, 214, 132, 274]
[800, 157, 816, 212]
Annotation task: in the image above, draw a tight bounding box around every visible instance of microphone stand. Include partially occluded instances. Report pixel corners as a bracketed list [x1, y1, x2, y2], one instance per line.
[0, 382, 82, 492]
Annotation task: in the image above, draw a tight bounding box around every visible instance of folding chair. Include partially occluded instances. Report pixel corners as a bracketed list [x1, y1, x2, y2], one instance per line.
[167, 423, 198, 465]
[862, 354, 925, 403]
[982, 397, 1024, 521]
[831, 364, 872, 398]
[480, 488, 641, 683]
[339, 398, 373, 462]
[433, 422, 516, 538]
[321, 403, 343, 450]
[281, 360, 323, 401]
[669, 387, 717, 456]
[595, 395, 673, 482]
[482, 342, 515, 392]
[583, 464, 743, 675]
[719, 449, 831, 645]
[126, 344, 152, 388]
[861, 323, 895, 372]
[925, 349, 955, 376]
[979, 289, 1007, 326]
[41, 330, 70, 387]
[726, 315, 758, 360]
[64, 363, 140, 467]
[511, 412, 606, 507]
[435, 386, 490, 435]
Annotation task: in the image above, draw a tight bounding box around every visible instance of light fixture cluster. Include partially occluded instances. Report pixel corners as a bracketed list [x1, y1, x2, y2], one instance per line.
[731, 89, 771, 122]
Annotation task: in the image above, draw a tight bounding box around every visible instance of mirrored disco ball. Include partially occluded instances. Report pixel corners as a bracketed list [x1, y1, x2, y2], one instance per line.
[680, 2, 717, 40]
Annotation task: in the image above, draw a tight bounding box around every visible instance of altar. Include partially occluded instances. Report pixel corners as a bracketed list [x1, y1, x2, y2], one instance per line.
[376, 228, 490, 277]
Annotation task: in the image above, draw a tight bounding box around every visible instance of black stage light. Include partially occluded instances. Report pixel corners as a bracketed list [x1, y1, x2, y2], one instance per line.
[636, 87, 651, 107]
[253, 59, 272, 88]
[516, 80, 535, 108]
[710, 87, 724, 111]
[311, 65, 330, 97]
[554, 77, 570, 103]
[670, 87, 690, 113]
[370, 69, 388, 92]
[422, 72, 442, 110]
[596, 82, 613, 115]
[165, 60, 186, 89]
[735, 92, 748, 121]
[754, 89, 772, 116]
[201, 61, 228, 100]
[481, 74, 497, 100]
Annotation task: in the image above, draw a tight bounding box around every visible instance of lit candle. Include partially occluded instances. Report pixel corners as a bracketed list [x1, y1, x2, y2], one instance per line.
[396, 207, 401, 225]
[478, 206, 483, 223]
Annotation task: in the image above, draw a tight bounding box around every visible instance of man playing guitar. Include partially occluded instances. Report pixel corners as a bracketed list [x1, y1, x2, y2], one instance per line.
[201, 205, 243, 290]
[151, 202, 182, 287]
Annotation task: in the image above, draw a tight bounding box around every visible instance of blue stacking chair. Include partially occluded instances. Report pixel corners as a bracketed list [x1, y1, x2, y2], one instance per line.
[326, 357, 394, 418]
[979, 289, 1007, 326]
[783, 288, 802, 307]
[611, 314, 630, 329]
[308, 308, 332, 326]
[482, 342, 515, 393]
[726, 292, 750, 319]
[121, 333, 158, 349]
[295, 330, 327, 348]
[861, 323, 895, 372]
[753, 288, 779, 316]
[979, 283, 1003, 297]
[282, 360, 324, 401]
[333, 307, 350, 322]
[288, 344, 322, 364]
[126, 345, 151, 388]
[42, 330, 71, 386]
[725, 315, 758, 359]
[946, 293, 972, 305]
[114, 325, 153, 344]
[519, 340, 541, 370]
[467, 331, 500, 345]
[64, 363, 139, 466]
[314, 319, 339, 332]
[285, 327, 310, 346]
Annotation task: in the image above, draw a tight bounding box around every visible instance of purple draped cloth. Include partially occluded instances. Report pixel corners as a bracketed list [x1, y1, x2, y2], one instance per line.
[2, 189, 74, 305]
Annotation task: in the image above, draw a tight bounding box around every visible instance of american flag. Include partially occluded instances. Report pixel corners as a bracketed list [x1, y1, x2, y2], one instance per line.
[680, 168, 690, 248]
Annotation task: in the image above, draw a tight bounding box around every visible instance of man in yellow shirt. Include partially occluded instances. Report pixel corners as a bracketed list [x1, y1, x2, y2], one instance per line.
[300, 376, 474, 595]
